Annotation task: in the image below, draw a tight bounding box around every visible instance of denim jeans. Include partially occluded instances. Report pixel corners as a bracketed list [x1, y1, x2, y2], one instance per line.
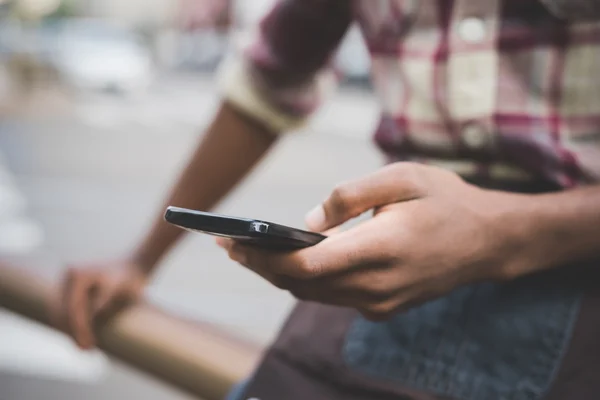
[343, 276, 582, 400]
[227, 276, 582, 400]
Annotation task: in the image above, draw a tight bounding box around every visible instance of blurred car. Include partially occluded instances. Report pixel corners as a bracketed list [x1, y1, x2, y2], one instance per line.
[45, 19, 155, 94]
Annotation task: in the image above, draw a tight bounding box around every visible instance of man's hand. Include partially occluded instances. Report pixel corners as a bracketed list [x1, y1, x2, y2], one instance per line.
[52, 261, 147, 349]
[49, 102, 278, 350]
[218, 162, 526, 320]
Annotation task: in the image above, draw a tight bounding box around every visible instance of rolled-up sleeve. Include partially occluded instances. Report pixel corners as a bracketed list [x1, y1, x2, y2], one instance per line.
[540, 0, 600, 20]
[218, 0, 353, 133]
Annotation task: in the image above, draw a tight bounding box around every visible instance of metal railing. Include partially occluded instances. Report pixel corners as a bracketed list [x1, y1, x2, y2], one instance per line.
[0, 262, 261, 400]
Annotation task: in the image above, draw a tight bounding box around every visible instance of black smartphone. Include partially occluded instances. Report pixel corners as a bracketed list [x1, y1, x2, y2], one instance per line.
[164, 206, 326, 251]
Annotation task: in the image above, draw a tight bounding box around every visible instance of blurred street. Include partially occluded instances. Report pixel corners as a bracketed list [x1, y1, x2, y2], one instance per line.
[0, 72, 383, 399]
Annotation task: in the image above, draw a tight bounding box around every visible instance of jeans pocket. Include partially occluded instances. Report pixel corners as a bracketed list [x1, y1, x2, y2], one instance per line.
[343, 279, 582, 400]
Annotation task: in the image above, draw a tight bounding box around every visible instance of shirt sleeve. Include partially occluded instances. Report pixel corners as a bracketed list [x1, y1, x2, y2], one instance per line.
[540, 0, 600, 20]
[218, 0, 353, 134]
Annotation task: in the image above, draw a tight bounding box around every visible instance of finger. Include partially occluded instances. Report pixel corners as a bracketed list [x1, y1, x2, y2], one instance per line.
[287, 259, 396, 307]
[215, 237, 233, 249]
[310, 265, 396, 300]
[228, 218, 387, 280]
[305, 163, 426, 232]
[92, 281, 117, 317]
[322, 227, 340, 236]
[225, 242, 283, 285]
[360, 300, 411, 322]
[67, 273, 97, 350]
[51, 270, 74, 333]
[290, 276, 402, 321]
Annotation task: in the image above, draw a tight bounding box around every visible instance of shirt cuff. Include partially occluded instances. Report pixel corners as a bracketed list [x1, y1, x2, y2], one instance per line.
[217, 55, 310, 134]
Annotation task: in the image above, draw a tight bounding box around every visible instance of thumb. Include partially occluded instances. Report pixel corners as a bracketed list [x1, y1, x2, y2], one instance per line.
[305, 164, 425, 232]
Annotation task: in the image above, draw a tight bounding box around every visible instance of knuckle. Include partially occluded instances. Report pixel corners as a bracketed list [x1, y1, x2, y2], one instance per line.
[329, 184, 356, 218]
[344, 248, 370, 267]
[296, 258, 325, 279]
[389, 162, 425, 192]
[377, 243, 402, 264]
[403, 168, 425, 190]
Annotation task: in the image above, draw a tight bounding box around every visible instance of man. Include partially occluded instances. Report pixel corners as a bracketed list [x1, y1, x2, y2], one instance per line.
[55, 1, 600, 399]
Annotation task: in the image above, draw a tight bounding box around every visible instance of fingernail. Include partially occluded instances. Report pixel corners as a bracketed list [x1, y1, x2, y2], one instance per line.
[305, 205, 326, 232]
[215, 237, 229, 248]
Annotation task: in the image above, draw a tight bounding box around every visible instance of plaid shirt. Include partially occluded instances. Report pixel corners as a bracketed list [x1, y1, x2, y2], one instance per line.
[219, 0, 600, 187]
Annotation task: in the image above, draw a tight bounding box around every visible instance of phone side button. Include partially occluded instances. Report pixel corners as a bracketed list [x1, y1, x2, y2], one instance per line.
[251, 222, 269, 233]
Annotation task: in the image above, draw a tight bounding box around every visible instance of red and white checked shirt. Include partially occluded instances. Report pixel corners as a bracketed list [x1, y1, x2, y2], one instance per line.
[219, 0, 600, 187]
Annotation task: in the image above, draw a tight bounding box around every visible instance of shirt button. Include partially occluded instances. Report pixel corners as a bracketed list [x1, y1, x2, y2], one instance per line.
[457, 17, 487, 43]
[462, 124, 488, 149]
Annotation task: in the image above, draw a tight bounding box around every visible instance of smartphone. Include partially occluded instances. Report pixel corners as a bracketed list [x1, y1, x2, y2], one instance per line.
[164, 206, 326, 250]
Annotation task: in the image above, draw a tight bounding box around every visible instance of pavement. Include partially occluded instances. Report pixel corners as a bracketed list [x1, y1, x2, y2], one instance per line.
[0, 73, 383, 399]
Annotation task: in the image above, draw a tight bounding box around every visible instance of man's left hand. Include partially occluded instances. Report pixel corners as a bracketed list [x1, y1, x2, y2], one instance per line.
[218, 162, 525, 320]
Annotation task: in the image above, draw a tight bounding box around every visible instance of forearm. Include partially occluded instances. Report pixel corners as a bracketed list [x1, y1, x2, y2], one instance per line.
[131, 102, 278, 274]
[502, 184, 600, 279]
[129, 0, 351, 276]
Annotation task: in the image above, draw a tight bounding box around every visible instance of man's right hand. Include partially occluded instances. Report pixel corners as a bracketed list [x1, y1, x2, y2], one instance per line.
[52, 261, 147, 350]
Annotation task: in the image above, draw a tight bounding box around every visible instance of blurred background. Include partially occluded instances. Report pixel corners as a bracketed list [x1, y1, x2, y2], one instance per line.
[0, 0, 383, 399]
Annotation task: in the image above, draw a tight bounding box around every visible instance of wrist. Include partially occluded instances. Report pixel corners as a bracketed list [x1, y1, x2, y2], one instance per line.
[479, 190, 542, 282]
[487, 190, 568, 281]
[128, 248, 159, 277]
